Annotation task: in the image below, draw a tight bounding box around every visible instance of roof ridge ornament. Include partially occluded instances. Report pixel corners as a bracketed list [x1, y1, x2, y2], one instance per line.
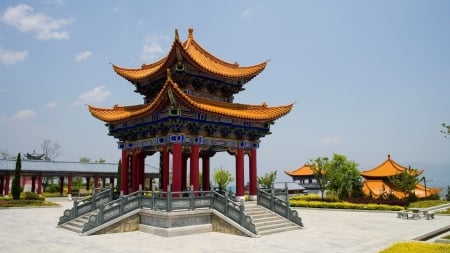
[175, 29, 180, 41]
[188, 27, 194, 38]
[166, 68, 173, 82]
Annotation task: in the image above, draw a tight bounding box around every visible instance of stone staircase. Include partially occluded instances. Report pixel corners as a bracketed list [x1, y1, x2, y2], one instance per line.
[59, 211, 98, 234]
[244, 202, 301, 236]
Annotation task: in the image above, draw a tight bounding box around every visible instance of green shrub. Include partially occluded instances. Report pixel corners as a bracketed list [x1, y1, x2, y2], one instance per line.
[289, 199, 403, 211]
[409, 200, 448, 208]
[379, 242, 450, 253]
[45, 184, 60, 193]
[21, 192, 45, 201]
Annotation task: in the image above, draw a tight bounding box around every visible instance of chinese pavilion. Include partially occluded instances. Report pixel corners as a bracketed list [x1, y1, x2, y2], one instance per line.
[361, 154, 442, 199]
[88, 28, 293, 200]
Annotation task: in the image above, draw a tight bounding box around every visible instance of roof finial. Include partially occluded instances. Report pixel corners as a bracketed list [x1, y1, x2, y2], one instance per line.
[188, 27, 194, 38]
[388, 154, 391, 160]
[175, 29, 180, 41]
[166, 68, 172, 82]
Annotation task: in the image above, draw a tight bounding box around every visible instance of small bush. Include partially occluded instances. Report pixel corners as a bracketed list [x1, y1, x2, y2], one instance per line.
[45, 184, 60, 193]
[21, 192, 45, 201]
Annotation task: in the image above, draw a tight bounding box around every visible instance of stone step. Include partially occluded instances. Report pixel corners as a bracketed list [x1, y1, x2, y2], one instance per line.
[60, 223, 83, 233]
[257, 225, 300, 236]
[256, 221, 295, 232]
[253, 218, 285, 226]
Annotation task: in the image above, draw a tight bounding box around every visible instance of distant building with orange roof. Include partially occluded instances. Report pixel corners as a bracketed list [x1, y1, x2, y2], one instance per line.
[285, 164, 320, 193]
[361, 154, 442, 199]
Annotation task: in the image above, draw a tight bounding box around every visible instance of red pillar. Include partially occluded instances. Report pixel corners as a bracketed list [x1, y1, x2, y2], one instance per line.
[37, 175, 42, 194]
[59, 176, 64, 196]
[4, 175, 10, 195]
[131, 152, 138, 192]
[139, 153, 146, 190]
[0, 176, 4, 195]
[172, 143, 182, 193]
[67, 175, 73, 194]
[181, 153, 188, 190]
[190, 144, 200, 191]
[235, 148, 245, 200]
[31, 176, 36, 193]
[86, 177, 91, 191]
[249, 149, 258, 200]
[121, 150, 129, 194]
[162, 146, 169, 191]
[202, 155, 210, 191]
[94, 175, 99, 189]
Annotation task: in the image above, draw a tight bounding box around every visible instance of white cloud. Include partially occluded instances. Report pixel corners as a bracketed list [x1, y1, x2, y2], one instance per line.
[241, 10, 251, 18]
[112, 6, 120, 13]
[321, 135, 342, 145]
[75, 86, 111, 106]
[10, 110, 37, 121]
[43, 0, 64, 4]
[45, 101, 57, 109]
[141, 35, 167, 63]
[75, 51, 92, 62]
[0, 49, 28, 65]
[1, 4, 74, 40]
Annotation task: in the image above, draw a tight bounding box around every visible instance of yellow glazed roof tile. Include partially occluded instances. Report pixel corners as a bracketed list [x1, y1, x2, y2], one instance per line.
[284, 164, 314, 177]
[112, 28, 266, 82]
[360, 154, 423, 177]
[362, 180, 442, 199]
[89, 71, 293, 123]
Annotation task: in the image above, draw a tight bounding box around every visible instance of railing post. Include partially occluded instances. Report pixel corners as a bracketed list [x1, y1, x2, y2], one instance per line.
[152, 189, 155, 210]
[119, 195, 124, 216]
[167, 186, 172, 212]
[109, 185, 113, 201]
[270, 188, 275, 211]
[190, 185, 194, 210]
[99, 205, 104, 224]
[239, 199, 245, 225]
[91, 189, 97, 210]
[73, 197, 78, 218]
[285, 183, 289, 218]
[224, 192, 228, 215]
[210, 190, 214, 209]
[138, 184, 143, 209]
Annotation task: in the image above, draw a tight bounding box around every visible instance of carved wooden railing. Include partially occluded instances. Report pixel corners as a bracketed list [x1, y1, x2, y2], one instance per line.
[58, 188, 113, 225]
[257, 188, 303, 227]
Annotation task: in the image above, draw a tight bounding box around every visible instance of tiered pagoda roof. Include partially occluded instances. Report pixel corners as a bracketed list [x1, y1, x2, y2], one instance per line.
[89, 70, 293, 123]
[284, 164, 314, 177]
[361, 155, 441, 199]
[361, 154, 423, 178]
[112, 28, 267, 101]
[88, 28, 293, 152]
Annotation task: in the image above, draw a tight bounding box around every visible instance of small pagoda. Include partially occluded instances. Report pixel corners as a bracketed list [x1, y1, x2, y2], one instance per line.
[284, 164, 320, 192]
[361, 154, 442, 199]
[88, 28, 293, 200]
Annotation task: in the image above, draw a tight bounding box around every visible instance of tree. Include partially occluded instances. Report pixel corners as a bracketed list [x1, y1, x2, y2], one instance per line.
[389, 167, 420, 201]
[441, 123, 450, 138]
[308, 157, 330, 200]
[11, 153, 22, 199]
[326, 154, 362, 199]
[96, 158, 106, 163]
[213, 167, 234, 193]
[257, 170, 277, 188]
[0, 149, 12, 159]
[446, 185, 450, 201]
[80, 157, 91, 163]
[41, 139, 61, 161]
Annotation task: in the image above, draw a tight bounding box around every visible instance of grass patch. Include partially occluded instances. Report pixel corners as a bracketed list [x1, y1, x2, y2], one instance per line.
[437, 208, 450, 215]
[0, 199, 59, 207]
[289, 194, 403, 211]
[443, 234, 450, 240]
[379, 241, 450, 253]
[409, 200, 448, 209]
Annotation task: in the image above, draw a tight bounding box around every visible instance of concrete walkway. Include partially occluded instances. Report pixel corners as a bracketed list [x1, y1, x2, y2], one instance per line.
[0, 198, 449, 253]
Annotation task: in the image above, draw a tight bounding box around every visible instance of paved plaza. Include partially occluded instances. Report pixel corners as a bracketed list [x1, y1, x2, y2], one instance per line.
[0, 198, 449, 253]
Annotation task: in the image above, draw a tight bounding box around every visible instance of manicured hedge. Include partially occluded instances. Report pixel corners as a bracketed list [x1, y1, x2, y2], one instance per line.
[379, 242, 450, 253]
[290, 199, 403, 211]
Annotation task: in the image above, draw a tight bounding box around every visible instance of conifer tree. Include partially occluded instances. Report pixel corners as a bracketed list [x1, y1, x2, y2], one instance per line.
[11, 153, 22, 199]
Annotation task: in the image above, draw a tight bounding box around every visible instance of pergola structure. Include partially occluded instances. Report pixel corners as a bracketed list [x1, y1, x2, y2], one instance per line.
[88, 28, 293, 200]
[0, 159, 158, 196]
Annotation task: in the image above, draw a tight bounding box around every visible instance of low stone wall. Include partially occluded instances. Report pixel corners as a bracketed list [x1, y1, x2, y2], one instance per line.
[92, 213, 140, 235]
[211, 212, 247, 237]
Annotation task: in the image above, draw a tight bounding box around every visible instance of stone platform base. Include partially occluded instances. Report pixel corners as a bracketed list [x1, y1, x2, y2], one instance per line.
[140, 223, 212, 237]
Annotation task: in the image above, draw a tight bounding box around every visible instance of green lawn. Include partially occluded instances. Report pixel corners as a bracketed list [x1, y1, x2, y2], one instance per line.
[379, 242, 450, 253]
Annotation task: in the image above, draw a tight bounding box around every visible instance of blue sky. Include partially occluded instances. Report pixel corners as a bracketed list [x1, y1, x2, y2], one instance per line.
[1, 1, 449, 188]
